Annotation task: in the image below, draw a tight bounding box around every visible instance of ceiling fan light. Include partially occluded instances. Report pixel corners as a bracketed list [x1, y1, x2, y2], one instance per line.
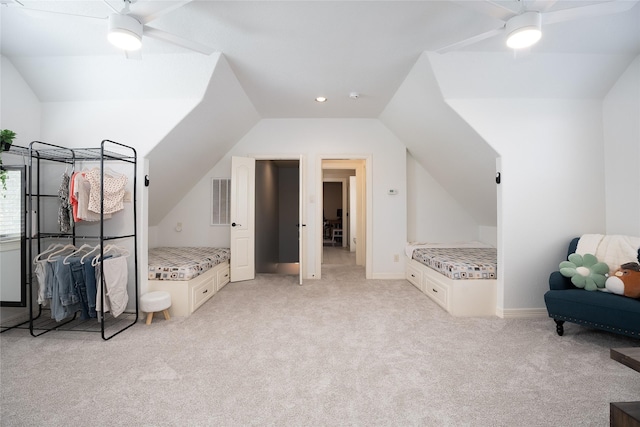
[108, 29, 142, 51]
[108, 13, 143, 51]
[505, 11, 542, 49]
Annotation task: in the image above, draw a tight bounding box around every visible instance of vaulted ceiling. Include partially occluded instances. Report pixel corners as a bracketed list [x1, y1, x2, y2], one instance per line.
[2, 1, 639, 115]
[2, 1, 639, 227]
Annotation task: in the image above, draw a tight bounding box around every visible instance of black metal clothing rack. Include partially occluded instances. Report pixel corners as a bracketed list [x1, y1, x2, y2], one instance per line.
[3, 140, 139, 340]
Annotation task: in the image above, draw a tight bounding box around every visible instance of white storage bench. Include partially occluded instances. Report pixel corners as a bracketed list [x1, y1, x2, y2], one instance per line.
[147, 260, 230, 317]
[406, 257, 496, 317]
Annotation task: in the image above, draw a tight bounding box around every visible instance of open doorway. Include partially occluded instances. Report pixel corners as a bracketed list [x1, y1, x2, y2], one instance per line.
[322, 176, 353, 267]
[320, 159, 367, 276]
[255, 159, 300, 275]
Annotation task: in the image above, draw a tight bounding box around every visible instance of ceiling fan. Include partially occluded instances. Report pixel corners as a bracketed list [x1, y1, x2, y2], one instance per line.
[3, 0, 214, 57]
[437, 0, 638, 53]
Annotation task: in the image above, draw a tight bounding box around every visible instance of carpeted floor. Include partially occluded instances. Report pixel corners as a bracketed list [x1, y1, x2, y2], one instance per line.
[1, 258, 638, 426]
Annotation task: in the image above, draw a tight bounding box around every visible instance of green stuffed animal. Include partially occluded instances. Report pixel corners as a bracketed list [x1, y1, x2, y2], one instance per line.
[559, 253, 609, 291]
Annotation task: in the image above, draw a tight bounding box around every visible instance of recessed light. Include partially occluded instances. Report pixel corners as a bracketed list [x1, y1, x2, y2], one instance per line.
[315, 96, 327, 103]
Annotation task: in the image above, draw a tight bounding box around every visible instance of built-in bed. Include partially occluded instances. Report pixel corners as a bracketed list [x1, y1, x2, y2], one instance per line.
[147, 247, 230, 317]
[405, 242, 497, 316]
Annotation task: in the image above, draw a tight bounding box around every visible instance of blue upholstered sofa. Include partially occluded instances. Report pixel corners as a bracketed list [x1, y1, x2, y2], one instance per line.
[544, 237, 640, 339]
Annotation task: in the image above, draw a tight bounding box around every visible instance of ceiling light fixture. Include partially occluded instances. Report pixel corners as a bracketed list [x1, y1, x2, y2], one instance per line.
[107, 13, 143, 51]
[315, 96, 327, 103]
[505, 11, 542, 49]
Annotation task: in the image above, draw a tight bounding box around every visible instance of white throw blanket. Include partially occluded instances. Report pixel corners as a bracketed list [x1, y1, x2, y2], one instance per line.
[576, 234, 640, 273]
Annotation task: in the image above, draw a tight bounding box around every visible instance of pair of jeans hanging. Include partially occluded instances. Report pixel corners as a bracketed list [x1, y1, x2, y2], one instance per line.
[67, 257, 91, 320]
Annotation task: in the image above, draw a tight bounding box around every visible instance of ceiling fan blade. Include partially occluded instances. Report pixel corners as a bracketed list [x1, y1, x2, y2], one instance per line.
[143, 26, 215, 55]
[436, 27, 504, 54]
[125, 49, 142, 60]
[138, 0, 193, 25]
[449, 0, 517, 22]
[16, 6, 106, 20]
[527, 0, 560, 12]
[102, 0, 121, 15]
[0, 0, 24, 6]
[542, 0, 638, 25]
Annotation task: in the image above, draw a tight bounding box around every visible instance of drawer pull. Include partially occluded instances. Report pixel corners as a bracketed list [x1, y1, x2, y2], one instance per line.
[432, 288, 438, 293]
[224, 274, 229, 278]
[411, 274, 415, 278]
[203, 289, 208, 294]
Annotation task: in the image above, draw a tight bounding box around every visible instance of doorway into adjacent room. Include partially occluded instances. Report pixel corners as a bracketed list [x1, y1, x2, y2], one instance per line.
[320, 158, 367, 276]
[255, 159, 300, 275]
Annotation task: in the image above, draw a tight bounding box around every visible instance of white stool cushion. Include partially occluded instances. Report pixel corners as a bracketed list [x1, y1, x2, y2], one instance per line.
[140, 291, 171, 313]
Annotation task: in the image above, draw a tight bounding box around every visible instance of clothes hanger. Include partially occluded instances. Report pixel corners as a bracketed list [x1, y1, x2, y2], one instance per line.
[33, 243, 64, 264]
[46, 244, 77, 261]
[80, 244, 101, 264]
[91, 244, 130, 266]
[63, 243, 95, 265]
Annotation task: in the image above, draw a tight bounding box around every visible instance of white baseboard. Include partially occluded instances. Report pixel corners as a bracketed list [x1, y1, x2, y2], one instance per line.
[496, 307, 548, 319]
[371, 273, 405, 280]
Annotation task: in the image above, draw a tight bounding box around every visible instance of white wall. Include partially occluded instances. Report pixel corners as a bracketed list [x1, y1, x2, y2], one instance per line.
[146, 54, 260, 225]
[0, 56, 41, 322]
[426, 50, 637, 315]
[0, 56, 41, 145]
[603, 55, 640, 237]
[41, 99, 198, 156]
[40, 98, 202, 298]
[380, 53, 498, 228]
[406, 152, 479, 243]
[155, 118, 408, 279]
[448, 99, 605, 314]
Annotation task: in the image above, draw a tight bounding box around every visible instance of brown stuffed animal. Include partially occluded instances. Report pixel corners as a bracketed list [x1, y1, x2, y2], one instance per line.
[605, 262, 640, 299]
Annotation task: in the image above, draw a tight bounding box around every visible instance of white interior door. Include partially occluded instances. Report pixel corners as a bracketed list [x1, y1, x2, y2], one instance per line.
[230, 156, 255, 282]
[298, 155, 305, 285]
[349, 175, 356, 252]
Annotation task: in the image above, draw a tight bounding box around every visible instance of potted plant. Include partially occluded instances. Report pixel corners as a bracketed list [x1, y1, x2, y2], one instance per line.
[0, 129, 17, 191]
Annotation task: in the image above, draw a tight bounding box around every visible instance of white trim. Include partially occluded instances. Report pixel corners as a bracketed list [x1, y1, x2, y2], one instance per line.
[316, 155, 372, 279]
[251, 154, 306, 282]
[496, 307, 548, 319]
[0, 240, 21, 252]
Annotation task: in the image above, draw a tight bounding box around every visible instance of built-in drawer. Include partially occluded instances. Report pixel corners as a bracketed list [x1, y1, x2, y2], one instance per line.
[424, 278, 448, 310]
[217, 267, 230, 291]
[405, 263, 423, 291]
[192, 277, 215, 312]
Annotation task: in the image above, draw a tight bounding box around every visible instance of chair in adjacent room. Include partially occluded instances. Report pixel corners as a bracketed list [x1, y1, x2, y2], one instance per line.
[332, 229, 343, 246]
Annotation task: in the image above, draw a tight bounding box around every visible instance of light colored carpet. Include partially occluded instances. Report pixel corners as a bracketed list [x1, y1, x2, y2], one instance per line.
[323, 246, 356, 266]
[1, 263, 639, 426]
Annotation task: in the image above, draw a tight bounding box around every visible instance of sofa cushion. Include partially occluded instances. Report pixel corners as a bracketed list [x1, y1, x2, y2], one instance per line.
[559, 253, 608, 291]
[544, 289, 640, 337]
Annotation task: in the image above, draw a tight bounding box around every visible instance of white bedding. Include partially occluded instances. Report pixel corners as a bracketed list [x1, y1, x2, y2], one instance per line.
[405, 241, 493, 259]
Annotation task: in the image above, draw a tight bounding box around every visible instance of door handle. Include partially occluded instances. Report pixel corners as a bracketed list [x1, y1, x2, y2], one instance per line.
[296, 224, 307, 227]
[231, 222, 242, 227]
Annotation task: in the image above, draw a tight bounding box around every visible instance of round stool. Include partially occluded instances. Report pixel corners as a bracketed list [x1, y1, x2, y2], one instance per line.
[140, 291, 172, 325]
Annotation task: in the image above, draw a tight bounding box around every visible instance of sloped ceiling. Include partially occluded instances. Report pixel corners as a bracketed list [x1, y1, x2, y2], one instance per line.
[146, 54, 260, 225]
[2, 1, 639, 229]
[380, 52, 498, 226]
[4, 1, 638, 117]
[7, 53, 216, 102]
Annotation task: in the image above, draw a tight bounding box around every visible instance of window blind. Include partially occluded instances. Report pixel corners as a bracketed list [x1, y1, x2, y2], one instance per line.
[0, 169, 23, 242]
